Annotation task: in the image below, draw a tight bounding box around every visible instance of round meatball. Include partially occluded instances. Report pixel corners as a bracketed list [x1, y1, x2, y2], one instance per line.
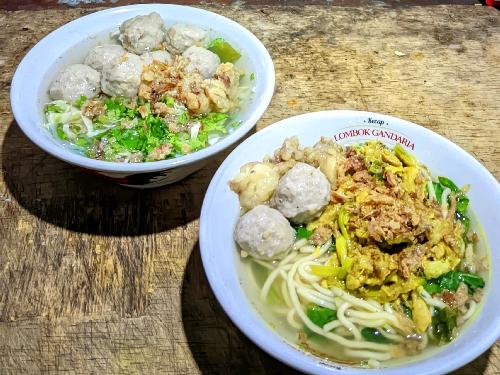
[49, 64, 101, 102]
[234, 205, 295, 260]
[165, 23, 206, 54]
[118, 12, 165, 55]
[101, 53, 143, 98]
[182, 46, 220, 79]
[271, 162, 331, 224]
[141, 50, 172, 66]
[84, 44, 126, 72]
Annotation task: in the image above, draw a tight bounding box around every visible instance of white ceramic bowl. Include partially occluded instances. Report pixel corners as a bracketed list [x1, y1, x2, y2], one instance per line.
[10, 4, 274, 188]
[199, 110, 500, 374]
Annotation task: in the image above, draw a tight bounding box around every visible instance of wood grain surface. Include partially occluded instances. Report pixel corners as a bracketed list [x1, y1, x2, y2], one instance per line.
[0, 3, 499, 374]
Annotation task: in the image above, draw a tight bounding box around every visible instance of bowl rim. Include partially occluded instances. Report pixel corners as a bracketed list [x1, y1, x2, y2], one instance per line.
[199, 109, 500, 375]
[10, 3, 275, 173]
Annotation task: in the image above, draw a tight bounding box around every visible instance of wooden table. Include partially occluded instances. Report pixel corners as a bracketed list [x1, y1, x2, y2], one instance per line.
[0, 1, 499, 374]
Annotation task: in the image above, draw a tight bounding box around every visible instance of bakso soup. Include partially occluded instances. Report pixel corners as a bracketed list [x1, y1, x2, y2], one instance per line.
[231, 137, 488, 368]
[43, 12, 250, 163]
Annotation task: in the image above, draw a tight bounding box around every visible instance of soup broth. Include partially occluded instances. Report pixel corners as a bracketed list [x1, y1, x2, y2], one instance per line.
[232, 138, 489, 368]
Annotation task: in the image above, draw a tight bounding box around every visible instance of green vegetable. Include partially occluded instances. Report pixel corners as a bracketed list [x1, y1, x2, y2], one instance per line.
[455, 195, 469, 216]
[146, 115, 167, 139]
[431, 307, 457, 344]
[44, 95, 241, 163]
[45, 100, 70, 113]
[105, 98, 127, 117]
[250, 72, 255, 81]
[368, 160, 385, 180]
[117, 128, 144, 150]
[361, 328, 392, 344]
[432, 182, 444, 204]
[432, 176, 471, 236]
[424, 270, 485, 294]
[55, 124, 68, 140]
[438, 176, 460, 193]
[394, 143, 417, 166]
[163, 96, 176, 107]
[104, 98, 136, 120]
[310, 264, 347, 279]
[328, 241, 336, 253]
[206, 37, 241, 63]
[177, 111, 188, 125]
[200, 112, 230, 134]
[306, 304, 337, 327]
[402, 304, 413, 319]
[75, 137, 91, 147]
[74, 95, 87, 109]
[338, 207, 349, 240]
[296, 226, 312, 239]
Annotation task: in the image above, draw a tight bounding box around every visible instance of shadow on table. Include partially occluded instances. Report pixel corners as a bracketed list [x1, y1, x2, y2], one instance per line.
[2, 121, 232, 236]
[181, 245, 494, 375]
[181, 244, 302, 375]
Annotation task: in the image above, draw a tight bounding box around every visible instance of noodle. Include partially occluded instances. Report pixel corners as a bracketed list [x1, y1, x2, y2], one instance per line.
[238, 139, 487, 367]
[337, 302, 362, 341]
[286, 252, 393, 352]
[287, 308, 303, 330]
[462, 300, 477, 321]
[420, 289, 448, 310]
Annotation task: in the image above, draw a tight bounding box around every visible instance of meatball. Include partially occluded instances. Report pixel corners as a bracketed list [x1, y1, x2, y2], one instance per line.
[234, 205, 295, 260]
[271, 162, 331, 224]
[182, 46, 220, 79]
[49, 64, 101, 102]
[229, 162, 280, 210]
[101, 53, 143, 98]
[304, 137, 342, 186]
[84, 44, 125, 72]
[141, 50, 172, 66]
[118, 12, 165, 55]
[165, 23, 206, 54]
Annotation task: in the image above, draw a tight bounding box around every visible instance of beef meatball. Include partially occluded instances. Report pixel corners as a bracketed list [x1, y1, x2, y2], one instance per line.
[84, 44, 125, 72]
[118, 12, 165, 55]
[101, 52, 143, 98]
[165, 23, 206, 54]
[49, 64, 101, 102]
[182, 46, 220, 79]
[234, 205, 295, 260]
[141, 50, 172, 66]
[271, 162, 331, 224]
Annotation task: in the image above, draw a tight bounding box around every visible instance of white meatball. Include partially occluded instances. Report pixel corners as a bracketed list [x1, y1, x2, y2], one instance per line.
[234, 205, 295, 260]
[271, 162, 331, 224]
[166, 23, 206, 54]
[84, 44, 126, 72]
[118, 12, 165, 55]
[101, 53, 143, 98]
[49, 64, 100, 102]
[182, 46, 220, 79]
[141, 50, 172, 66]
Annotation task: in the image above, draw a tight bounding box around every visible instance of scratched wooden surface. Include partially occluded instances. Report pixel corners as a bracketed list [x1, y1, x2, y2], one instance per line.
[0, 3, 499, 375]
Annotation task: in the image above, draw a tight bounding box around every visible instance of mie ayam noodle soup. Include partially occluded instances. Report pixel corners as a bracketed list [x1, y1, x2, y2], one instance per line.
[43, 12, 251, 163]
[230, 137, 488, 368]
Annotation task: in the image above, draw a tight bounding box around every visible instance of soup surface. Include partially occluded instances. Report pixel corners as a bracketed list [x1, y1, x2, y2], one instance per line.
[231, 137, 488, 368]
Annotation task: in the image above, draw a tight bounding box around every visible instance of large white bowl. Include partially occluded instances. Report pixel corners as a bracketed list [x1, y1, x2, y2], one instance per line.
[199, 110, 500, 374]
[10, 4, 274, 188]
